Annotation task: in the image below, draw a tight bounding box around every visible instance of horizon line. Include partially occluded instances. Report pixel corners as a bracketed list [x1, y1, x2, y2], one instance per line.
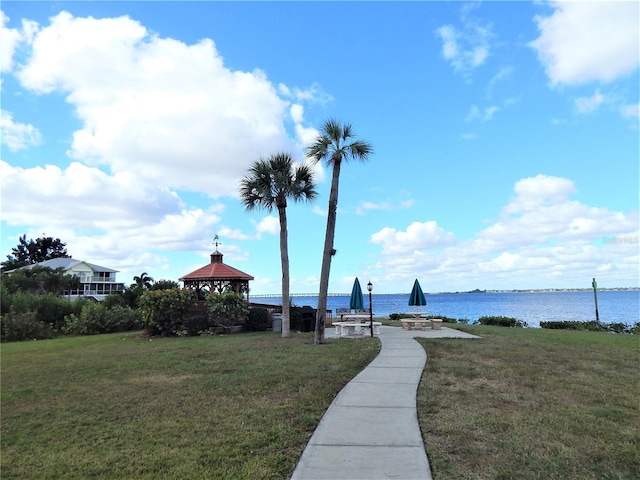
[250, 287, 639, 297]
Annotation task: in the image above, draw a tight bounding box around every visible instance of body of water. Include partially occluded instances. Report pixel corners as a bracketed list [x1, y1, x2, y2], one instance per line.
[252, 290, 639, 328]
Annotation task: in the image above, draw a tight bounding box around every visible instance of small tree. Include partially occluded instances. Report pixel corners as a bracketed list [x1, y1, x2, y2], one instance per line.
[2, 234, 70, 270]
[150, 279, 179, 290]
[206, 291, 249, 334]
[2, 266, 80, 295]
[132, 272, 154, 290]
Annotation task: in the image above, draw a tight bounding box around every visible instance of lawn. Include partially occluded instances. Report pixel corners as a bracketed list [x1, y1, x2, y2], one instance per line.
[417, 325, 640, 480]
[3, 326, 638, 479]
[1, 332, 379, 479]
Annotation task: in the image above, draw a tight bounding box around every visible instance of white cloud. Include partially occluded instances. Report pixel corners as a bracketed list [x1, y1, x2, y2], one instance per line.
[312, 205, 327, 217]
[621, 103, 639, 119]
[9, 11, 326, 198]
[530, 1, 640, 86]
[465, 104, 500, 122]
[370, 221, 456, 255]
[574, 89, 604, 114]
[0, 11, 22, 72]
[504, 174, 576, 215]
[479, 174, 636, 250]
[0, 160, 223, 265]
[369, 175, 638, 291]
[0, 12, 37, 73]
[486, 66, 514, 99]
[435, 16, 492, 77]
[290, 104, 304, 123]
[254, 215, 279, 236]
[0, 111, 41, 150]
[356, 201, 392, 216]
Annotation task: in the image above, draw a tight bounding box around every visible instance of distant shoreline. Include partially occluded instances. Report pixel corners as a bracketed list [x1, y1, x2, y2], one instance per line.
[251, 287, 639, 298]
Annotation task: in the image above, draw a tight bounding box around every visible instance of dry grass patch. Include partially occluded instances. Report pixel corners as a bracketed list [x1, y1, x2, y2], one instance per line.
[417, 325, 639, 480]
[1, 331, 379, 479]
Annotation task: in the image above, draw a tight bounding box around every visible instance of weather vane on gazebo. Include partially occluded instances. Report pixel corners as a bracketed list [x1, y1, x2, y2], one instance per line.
[213, 234, 222, 252]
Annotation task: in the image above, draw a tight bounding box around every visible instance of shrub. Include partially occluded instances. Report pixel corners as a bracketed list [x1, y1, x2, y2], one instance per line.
[246, 308, 269, 332]
[181, 314, 210, 336]
[63, 304, 142, 335]
[477, 315, 527, 328]
[425, 315, 458, 323]
[540, 321, 580, 330]
[1, 309, 55, 342]
[389, 313, 401, 321]
[103, 292, 128, 309]
[540, 320, 629, 333]
[139, 289, 195, 336]
[5, 291, 84, 332]
[1, 284, 11, 316]
[206, 291, 249, 334]
[608, 322, 629, 334]
[35, 293, 78, 332]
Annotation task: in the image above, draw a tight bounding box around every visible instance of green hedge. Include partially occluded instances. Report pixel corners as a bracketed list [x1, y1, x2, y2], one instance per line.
[540, 320, 638, 334]
[476, 316, 527, 328]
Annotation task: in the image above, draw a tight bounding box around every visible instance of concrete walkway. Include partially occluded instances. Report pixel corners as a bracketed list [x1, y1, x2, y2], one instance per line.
[291, 325, 479, 480]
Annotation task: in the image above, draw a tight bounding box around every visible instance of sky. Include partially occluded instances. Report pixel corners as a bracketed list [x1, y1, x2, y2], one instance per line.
[1, 1, 638, 295]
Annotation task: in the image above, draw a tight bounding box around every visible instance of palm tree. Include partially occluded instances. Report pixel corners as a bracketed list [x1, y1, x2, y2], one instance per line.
[306, 119, 373, 344]
[239, 152, 317, 338]
[132, 272, 154, 290]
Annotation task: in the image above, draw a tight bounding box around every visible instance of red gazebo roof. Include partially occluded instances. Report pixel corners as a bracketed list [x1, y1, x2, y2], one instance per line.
[180, 252, 254, 281]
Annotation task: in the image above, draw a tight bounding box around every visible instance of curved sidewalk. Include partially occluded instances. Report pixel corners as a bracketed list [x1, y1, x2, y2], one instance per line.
[291, 326, 478, 480]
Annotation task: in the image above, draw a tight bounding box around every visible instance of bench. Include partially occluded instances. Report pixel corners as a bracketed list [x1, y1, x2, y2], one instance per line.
[401, 318, 443, 330]
[401, 319, 431, 330]
[334, 319, 381, 336]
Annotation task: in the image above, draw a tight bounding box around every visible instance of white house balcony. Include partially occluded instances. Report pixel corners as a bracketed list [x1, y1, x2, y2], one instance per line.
[77, 276, 117, 283]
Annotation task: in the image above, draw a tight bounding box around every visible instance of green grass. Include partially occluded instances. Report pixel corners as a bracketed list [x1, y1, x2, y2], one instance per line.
[4, 326, 639, 479]
[417, 325, 640, 480]
[1, 332, 379, 479]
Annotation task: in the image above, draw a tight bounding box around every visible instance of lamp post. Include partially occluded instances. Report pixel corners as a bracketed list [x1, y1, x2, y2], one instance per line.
[367, 281, 373, 338]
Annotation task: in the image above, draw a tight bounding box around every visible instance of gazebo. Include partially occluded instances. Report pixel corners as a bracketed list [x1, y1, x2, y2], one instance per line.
[180, 246, 254, 301]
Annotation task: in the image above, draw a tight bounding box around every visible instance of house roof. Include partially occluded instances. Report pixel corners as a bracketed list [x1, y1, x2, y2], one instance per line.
[180, 252, 254, 281]
[18, 258, 118, 273]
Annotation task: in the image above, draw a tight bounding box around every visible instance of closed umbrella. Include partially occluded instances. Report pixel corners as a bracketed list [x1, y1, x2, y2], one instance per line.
[350, 277, 364, 311]
[408, 279, 426, 315]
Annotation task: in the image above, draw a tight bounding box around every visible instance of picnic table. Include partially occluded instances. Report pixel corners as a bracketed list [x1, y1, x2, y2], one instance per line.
[334, 315, 381, 336]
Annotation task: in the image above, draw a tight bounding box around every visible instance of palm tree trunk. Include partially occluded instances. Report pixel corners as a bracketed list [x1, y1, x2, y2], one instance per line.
[278, 205, 291, 338]
[315, 161, 342, 344]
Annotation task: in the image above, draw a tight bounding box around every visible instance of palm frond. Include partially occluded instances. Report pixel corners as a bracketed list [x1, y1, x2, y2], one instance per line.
[239, 152, 317, 211]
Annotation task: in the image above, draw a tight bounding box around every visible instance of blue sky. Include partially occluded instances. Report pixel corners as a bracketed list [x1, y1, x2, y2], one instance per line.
[1, 1, 638, 294]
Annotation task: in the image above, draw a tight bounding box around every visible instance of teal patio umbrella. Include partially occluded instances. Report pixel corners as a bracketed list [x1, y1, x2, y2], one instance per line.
[350, 277, 364, 311]
[408, 279, 427, 313]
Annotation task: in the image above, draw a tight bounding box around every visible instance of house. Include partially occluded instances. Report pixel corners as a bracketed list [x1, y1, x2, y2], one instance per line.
[15, 258, 126, 301]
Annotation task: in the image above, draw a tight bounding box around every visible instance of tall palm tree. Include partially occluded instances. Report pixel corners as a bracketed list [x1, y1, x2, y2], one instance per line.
[306, 119, 373, 344]
[239, 152, 317, 338]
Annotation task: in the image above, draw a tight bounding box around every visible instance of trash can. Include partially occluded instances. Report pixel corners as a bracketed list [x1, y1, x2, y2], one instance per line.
[301, 306, 316, 332]
[272, 313, 282, 332]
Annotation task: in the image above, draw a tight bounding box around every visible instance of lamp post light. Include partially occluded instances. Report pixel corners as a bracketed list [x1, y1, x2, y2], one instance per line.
[367, 281, 373, 338]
